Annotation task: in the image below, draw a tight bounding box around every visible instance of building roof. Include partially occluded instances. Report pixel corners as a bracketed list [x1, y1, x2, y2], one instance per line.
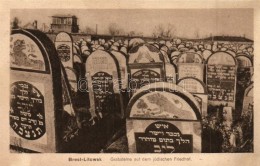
[204, 36, 253, 42]
[52, 14, 77, 18]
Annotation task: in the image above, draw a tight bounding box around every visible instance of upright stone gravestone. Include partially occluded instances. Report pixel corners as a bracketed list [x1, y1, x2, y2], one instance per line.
[128, 43, 166, 95]
[177, 77, 208, 116]
[55, 32, 73, 68]
[10, 29, 64, 152]
[111, 50, 128, 91]
[242, 83, 253, 118]
[85, 50, 124, 119]
[126, 82, 202, 153]
[236, 54, 253, 87]
[206, 52, 237, 108]
[64, 67, 78, 93]
[177, 52, 204, 82]
[165, 63, 177, 83]
[235, 54, 253, 117]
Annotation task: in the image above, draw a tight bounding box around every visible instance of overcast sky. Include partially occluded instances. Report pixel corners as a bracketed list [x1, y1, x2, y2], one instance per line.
[11, 9, 253, 39]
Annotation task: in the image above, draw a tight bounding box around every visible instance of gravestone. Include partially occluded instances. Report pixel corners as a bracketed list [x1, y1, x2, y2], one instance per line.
[222, 106, 233, 127]
[64, 67, 78, 93]
[128, 43, 165, 95]
[236, 54, 253, 87]
[85, 50, 124, 119]
[206, 52, 237, 108]
[55, 32, 73, 68]
[242, 83, 253, 118]
[126, 82, 202, 153]
[235, 54, 253, 118]
[177, 77, 208, 116]
[111, 50, 128, 90]
[165, 63, 177, 83]
[177, 52, 204, 82]
[10, 29, 64, 152]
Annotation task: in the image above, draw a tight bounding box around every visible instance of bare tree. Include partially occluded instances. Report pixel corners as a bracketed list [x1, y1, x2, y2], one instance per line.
[108, 23, 124, 36]
[152, 23, 176, 38]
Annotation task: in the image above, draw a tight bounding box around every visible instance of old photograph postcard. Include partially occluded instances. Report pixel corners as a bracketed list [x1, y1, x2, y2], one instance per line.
[0, 0, 259, 165]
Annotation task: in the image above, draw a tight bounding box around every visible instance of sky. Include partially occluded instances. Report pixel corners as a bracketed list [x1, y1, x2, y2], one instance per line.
[11, 9, 253, 39]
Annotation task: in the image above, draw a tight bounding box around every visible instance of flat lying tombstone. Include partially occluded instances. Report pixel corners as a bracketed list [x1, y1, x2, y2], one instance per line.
[64, 67, 78, 93]
[10, 29, 64, 152]
[55, 32, 73, 68]
[241, 83, 253, 117]
[177, 77, 208, 116]
[177, 52, 204, 81]
[126, 82, 202, 153]
[85, 50, 124, 118]
[128, 43, 165, 94]
[206, 51, 237, 109]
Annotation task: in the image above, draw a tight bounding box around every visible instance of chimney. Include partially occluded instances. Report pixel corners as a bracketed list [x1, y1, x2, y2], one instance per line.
[33, 20, 37, 29]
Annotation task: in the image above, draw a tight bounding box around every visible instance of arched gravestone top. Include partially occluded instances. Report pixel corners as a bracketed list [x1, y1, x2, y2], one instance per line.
[86, 49, 121, 88]
[177, 77, 207, 94]
[55, 32, 73, 42]
[207, 51, 237, 65]
[177, 52, 203, 64]
[226, 50, 236, 57]
[127, 82, 201, 120]
[236, 54, 253, 67]
[10, 29, 63, 152]
[129, 38, 145, 48]
[128, 43, 164, 64]
[10, 32, 48, 72]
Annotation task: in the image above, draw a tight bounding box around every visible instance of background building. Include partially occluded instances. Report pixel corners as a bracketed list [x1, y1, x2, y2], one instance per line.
[50, 14, 79, 33]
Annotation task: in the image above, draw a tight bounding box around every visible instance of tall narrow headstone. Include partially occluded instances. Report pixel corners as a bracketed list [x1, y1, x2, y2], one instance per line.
[55, 32, 73, 68]
[85, 50, 124, 118]
[206, 52, 237, 108]
[242, 83, 253, 118]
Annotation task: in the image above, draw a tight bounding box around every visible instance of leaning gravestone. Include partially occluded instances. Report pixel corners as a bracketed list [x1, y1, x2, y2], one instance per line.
[177, 77, 208, 116]
[55, 32, 73, 68]
[206, 52, 237, 108]
[85, 50, 124, 118]
[177, 52, 204, 82]
[111, 50, 128, 91]
[10, 29, 64, 152]
[64, 67, 78, 93]
[128, 43, 166, 95]
[126, 82, 202, 153]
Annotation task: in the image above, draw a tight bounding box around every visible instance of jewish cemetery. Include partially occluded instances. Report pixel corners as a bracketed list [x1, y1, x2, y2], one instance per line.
[10, 9, 253, 153]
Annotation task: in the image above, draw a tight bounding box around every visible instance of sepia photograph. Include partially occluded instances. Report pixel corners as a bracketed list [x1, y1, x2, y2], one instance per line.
[9, 8, 254, 153]
[1, 0, 259, 165]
